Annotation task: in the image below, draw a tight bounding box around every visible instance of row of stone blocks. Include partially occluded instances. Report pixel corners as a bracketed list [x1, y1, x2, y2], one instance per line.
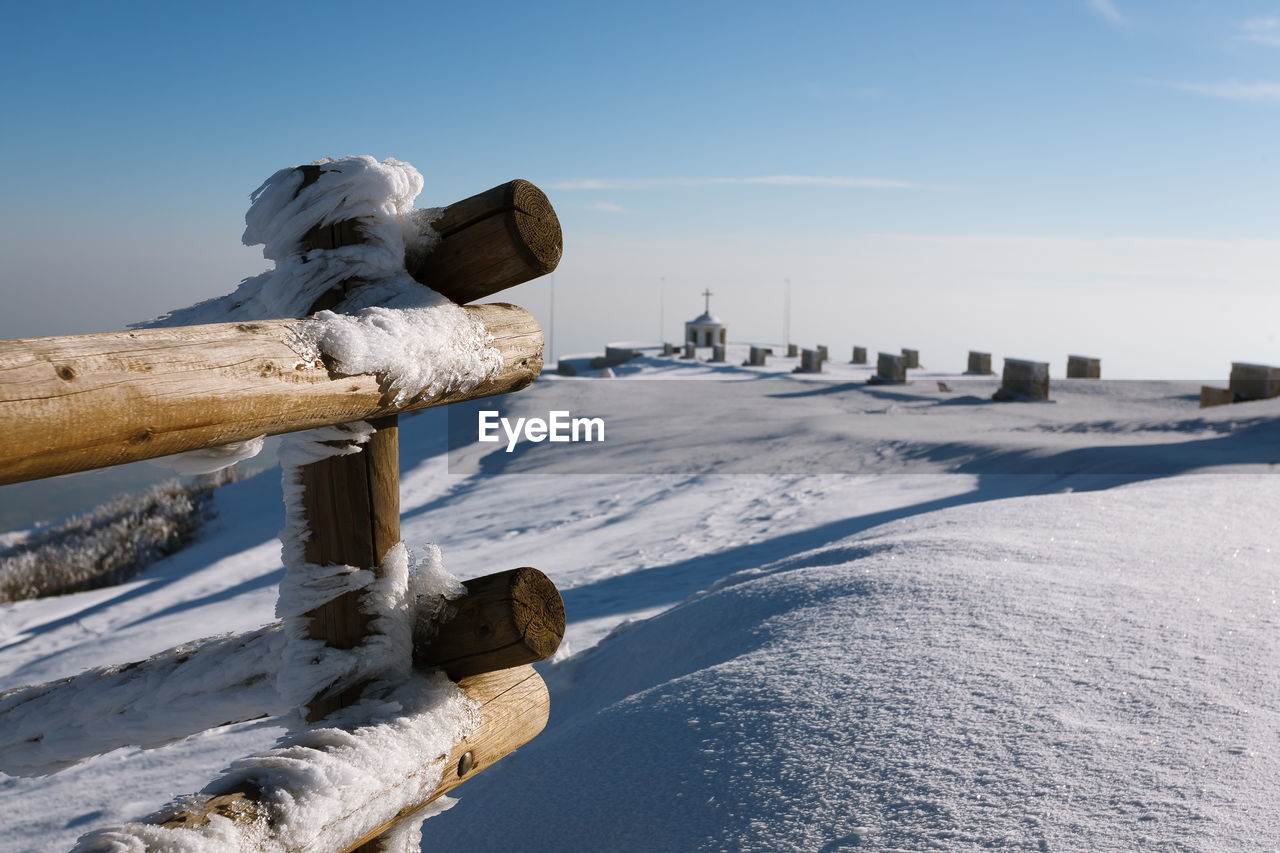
[1200, 363, 1280, 408]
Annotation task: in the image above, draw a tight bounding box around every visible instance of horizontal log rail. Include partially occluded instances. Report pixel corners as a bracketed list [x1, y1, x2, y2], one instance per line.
[98, 665, 549, 852]
[0, 303, 542, 485]
[341, 665, 550, 852]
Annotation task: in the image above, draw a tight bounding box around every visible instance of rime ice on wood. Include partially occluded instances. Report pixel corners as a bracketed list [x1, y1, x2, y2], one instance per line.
[72, 674, 478, 853]
[139, 157, 432, 328]
[138, 156, 505, 473]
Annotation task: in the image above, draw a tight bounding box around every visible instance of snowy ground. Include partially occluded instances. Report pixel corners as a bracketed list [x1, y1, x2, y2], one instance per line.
[2, 344, 1278, 851]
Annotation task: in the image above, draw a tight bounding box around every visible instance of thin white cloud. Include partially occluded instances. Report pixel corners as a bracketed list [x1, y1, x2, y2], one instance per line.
[550, 176, 930, 191]
[587, 201, 625, 213]
[1087, 0, 1124, 24]
[1237, 17, 1280, 46]
[1172, 80, 1280, 101]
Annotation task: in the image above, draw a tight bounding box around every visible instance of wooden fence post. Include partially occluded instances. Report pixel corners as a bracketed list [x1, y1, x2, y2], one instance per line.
[299, 415, 401, 721]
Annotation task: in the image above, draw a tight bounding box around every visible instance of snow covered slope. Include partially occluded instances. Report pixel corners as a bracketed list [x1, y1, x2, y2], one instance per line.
[1, 347, 1277, 851]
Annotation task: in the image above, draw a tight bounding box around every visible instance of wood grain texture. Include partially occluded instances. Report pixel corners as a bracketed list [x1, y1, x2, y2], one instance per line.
[414, 566, 565, 680]
[150, 666, 549, 853]
[406, 179, 562, 304]
[301, 416, 400, 722]
[0, 304, 542, 485]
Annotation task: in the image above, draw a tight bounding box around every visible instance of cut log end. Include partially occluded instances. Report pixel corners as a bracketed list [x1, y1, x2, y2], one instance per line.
[510, 566, 567, 663]
[414, 566, 565, 680]
[509, 179, 563, 275]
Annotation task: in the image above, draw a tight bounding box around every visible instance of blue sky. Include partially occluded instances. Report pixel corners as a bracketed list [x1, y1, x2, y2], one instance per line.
[3, 0, 1280, 377]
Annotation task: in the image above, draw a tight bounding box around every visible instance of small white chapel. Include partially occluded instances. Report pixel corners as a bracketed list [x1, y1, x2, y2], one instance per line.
[684, 289, 727, 347]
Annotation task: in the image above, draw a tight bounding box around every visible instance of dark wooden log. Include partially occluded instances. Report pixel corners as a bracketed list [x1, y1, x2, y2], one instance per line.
[300, 415, 401, 722]
[410, 180, 562, 303]
[303, 179, 562, 311]
[0, 304, 542, 486]
[415, 566, 565, 680]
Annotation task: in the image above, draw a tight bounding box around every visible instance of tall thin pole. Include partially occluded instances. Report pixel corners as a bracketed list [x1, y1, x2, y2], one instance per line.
[548, 274, 556, 363]
[784, 277, 791, 348]
[659, 276, 665, 343]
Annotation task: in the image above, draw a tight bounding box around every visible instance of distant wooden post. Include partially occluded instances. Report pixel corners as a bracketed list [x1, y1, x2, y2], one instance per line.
[1066, 355, 1101, 379]
[745, 346, 768, 366]
[871, 352, 907, 384]
[682, 342, 696, 359]
[786, 343, 798, 357]
[662, 342, 677, 356]
[794, 348, 824, 373]
[816, 345, 829, 362]
[851, 346, 867, 364]
[966, 351, 993, 375]
[710, 344, 726, 362]
[994, 358, 1049, 401]
[1229, 362, 1280, 401]
[1199, 386, 1233, 408]
[901, 348, 919, 369]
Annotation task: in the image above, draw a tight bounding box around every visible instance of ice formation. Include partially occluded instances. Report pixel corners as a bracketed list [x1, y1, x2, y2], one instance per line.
[72, 675, 477, 852]
[137, 157, 432, 326]
[140, 155, 502, 470]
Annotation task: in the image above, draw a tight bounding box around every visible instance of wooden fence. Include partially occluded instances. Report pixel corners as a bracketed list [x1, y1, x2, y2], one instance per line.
[0, 175, 565, 851]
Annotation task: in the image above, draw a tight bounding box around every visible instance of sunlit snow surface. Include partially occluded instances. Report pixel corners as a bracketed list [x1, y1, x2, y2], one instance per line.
[2, 348, 1278, 851]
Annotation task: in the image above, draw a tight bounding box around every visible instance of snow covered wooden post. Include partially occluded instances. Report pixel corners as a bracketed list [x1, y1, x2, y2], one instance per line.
[289, 175, 561, 724]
